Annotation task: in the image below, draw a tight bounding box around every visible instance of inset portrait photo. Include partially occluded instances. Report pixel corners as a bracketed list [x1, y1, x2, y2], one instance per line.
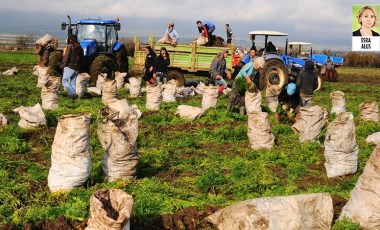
[352, 5, 380, 36]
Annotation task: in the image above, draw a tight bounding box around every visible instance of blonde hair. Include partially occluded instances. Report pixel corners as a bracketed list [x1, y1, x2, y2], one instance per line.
[357, 5, 378, 28]
[254, 57, 265, 69]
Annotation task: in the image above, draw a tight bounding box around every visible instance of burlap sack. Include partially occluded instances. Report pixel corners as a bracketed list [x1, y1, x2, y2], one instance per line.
[245, 90, 262, 113]
[13, 103, 47, 129]
[196, 35, 207, 46]
[247, 112, 275, 150]
[102, 80, 118, 105]
[97, 73, 107, 91]
[157, 34, 172, 44]
[2, 67, 18, 76]
[47, 114, 91, 192]
[98, 107, 139, 181]
[86, 189, 133, 230]
[35, 34, 53, 47]
[176, 105, 205, 121]
[330, 91, 346, 114]
[359, 101, 379, 122]
[0, 114, 8, 127]
[366, 132, 380, 146]
[299, 105, 327, 143]
[146, 84, 162, 110]
[207, 193, 333, 230]
[107, 99, 142, 120]
[266, 85, 281, 112]
[201, 85, 219, 110]
[115, 71, 127, 90]
[41, 77, 61, 110]
[339, 146, 380, 229]
[324, 112, 358, 178]
[36, 66, 49, 87]
[76, 73, 90, 98]
[129, 77, 142, 98]
[32, 65, 39, 76]
[162, 79, 177, 102]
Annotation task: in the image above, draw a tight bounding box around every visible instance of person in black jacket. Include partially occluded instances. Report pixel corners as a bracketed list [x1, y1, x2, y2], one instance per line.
[352, 6, 380, 36]
[144, 46, 157, 85]
[296, 60, 319, 106]
[154, 47, 170, 84]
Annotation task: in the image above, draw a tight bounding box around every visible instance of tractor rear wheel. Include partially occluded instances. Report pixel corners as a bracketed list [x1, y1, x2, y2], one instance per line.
[167, 70, 184, 87]
[260, 59, 288, 90]
[89, 54, 117, 83]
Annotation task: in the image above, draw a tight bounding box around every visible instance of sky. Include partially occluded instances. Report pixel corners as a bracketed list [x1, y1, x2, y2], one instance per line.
[1, 0, 380, 52]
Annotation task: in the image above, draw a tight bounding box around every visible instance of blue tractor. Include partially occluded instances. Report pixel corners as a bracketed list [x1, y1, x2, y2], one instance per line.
[61, 15, 128, 82]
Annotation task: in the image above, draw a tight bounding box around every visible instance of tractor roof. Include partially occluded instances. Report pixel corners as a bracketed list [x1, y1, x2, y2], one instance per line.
[248, 31, 288, 36]
[289, 42, 312, 45]
[75, 19, 119, 25]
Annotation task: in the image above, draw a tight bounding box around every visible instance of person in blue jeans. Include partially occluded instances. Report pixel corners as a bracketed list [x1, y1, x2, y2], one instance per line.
[61, 35, 84, 98]
[197, 20, 215, 46]
[210, 50, 231, 97]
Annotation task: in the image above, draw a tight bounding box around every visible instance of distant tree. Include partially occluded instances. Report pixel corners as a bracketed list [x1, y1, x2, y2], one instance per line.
[15, 34, 35, 48]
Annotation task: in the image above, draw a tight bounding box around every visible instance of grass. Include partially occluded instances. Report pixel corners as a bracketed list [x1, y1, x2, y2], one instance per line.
[0, 52, 379, 228]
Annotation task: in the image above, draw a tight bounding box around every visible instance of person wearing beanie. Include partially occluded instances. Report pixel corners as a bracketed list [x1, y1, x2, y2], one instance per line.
[275, 82, 301, 124]
[210, 50, 231, 97]
[296, 60, 319, 106]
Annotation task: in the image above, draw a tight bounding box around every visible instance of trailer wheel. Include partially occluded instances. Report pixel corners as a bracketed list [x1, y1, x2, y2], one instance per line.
[167, 70, 184, 87]
[260, 59, 288, 90]
[89, 54, 117, 83]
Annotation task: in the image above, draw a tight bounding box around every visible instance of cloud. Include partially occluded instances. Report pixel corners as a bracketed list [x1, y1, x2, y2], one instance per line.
[2, 0, 380, 51]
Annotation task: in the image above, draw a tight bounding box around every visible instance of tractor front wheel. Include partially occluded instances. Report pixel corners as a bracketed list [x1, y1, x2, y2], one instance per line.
[260, 59, 288, 90]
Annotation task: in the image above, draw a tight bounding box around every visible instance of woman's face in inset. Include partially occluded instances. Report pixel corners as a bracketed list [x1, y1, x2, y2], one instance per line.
[360, 9, 376, 28]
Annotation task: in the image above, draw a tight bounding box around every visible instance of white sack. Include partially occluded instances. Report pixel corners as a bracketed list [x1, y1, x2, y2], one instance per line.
[47, 114, 91, 192]
[76, 73, 90, 98]
[299, 105, 327, 143]
[0, 114, 8, 127]
[86, 189, 133, 230]
[339, 146, 380, 229]
[324, 112, 358, 178]
[2, 67, 18, 76]
[13, 103, 47, 129]
[366, 132, 380, 146]
[176, 105, 205, 121]
[245, 90, 262, 113]
[41, 76, 61, 110]
[330, 91, 346, 114]
[128, 77, 142, 98]
[145, 84, 162, 110]
[206, 193, 333, 230]
[102, 80, 118, 105]
[36, 66, 49, 87]
[201, 85, 219, 110]
[359, 101, 379, 122]
[115, 71, 127, 90]
[247, 112, 275, 150]
[162, 79, 177, 102]
[266, 85, 281, 112]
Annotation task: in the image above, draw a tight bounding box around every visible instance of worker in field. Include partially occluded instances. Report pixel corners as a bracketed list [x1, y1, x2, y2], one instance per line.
[225, 24, 235, 44]
[157, 22, 179, 45]
[61, 35, 84, 99]
[143, 46, 157, 86]
[197, 20, 215, 46]
[227, 57, 265, 115]
[324, 56, 337, 82]
[274, 82, 301, 124]
[296, 60, 319, 106]
[154, 47, 170, 84]
[210, 50, 231, 97]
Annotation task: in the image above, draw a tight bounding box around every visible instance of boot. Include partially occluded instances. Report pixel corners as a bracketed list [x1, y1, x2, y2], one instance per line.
[239, 106, 245, 116]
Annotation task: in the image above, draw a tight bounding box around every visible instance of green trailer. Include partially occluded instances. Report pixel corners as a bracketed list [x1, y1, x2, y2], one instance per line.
[133, 36, 234, 74]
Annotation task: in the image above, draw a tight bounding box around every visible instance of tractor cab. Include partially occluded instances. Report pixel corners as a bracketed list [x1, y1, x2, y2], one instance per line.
[247, 31, 289, 90]
[61, 16, 122, 57]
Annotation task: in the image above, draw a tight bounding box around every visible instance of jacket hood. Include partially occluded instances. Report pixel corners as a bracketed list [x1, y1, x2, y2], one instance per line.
[305, 60, 314, 70]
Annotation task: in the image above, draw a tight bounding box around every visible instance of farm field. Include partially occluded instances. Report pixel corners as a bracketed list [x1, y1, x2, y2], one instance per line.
[0, 50, 379, 229]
